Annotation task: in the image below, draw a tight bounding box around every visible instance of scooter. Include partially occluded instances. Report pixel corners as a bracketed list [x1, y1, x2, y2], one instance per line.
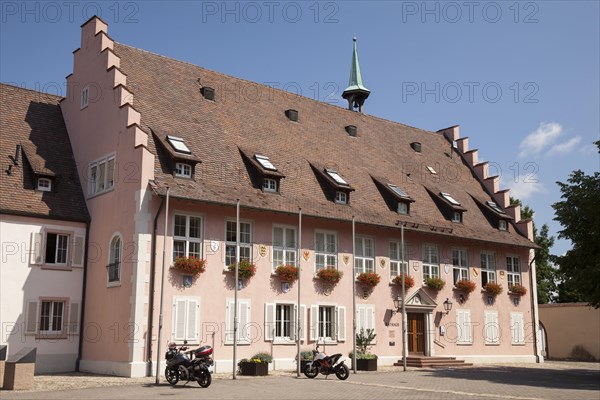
[164, 340, 213, 387]
[303, 343, 350, 380]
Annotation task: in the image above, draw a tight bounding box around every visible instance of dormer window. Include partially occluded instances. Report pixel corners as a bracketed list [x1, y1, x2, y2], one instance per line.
[263, 178, 278, 193]
[254, 154, 277, 171]
[167, 135, 191, 154]
[441, 192, 461, 206]
[325, 169, 348, 186]
[37, 177, 52, 192]
[499, 220, 508, 231]
[335, 191, 348, 204]
[487, 201, 505, 214]
[427, 166, 437, 175]
[175, 162, 192, 178]
[452, 211, 463, 223]
[397, 202, 409, 215]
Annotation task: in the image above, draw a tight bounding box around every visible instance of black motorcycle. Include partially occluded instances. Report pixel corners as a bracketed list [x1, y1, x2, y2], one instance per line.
[303, 343, 350, 380]
[164, 341, 213, 387]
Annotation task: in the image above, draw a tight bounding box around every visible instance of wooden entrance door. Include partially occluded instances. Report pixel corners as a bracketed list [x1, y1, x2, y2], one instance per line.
[407, 313, 425, 354]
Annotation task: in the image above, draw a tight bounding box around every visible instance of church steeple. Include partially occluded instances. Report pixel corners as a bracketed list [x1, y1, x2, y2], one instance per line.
[342, 36, 370, 112]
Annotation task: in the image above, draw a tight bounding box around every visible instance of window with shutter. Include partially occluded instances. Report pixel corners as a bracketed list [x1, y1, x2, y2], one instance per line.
[72, 236, 85, 267]
[264, 303, 276, 341]
[336, 306, 346, 342]
[310, 305, 319, 341]
[356, 304, 376, 343]
[30, 232, 43, 265]
[225, 298, 251, 345]
[457, 309, 472, 345]
[25, 300, 39, 334]
[484, 311, 499, 345]
[172, 297, 200, 343]
[68, 302, 80, 335]
[510, 312, 525, 345]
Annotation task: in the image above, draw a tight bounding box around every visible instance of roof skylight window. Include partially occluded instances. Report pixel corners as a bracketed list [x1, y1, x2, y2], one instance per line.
[441, 192, 461, 206]
[486, 200, 505, 214]
[388, 183, 408, 198]
[167, 135, 191, 154]
[325, 169, 348, 185]
[254, 154, 277, 171]
[427, 166, 437, 174]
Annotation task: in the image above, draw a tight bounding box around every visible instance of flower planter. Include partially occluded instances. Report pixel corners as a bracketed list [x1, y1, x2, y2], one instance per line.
[239, 362, 268, 376]
[353, 358, 378, 371]
[300, 360, 310, 371]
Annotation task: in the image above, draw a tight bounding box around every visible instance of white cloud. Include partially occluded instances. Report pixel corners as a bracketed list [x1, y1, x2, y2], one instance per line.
[548, 136, 582, 155]
[518, 122, 563, 158]
[506, 180, 547, 201]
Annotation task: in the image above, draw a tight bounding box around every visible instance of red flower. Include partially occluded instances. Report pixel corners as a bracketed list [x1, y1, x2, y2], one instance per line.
[173, 256, 206, 275]
[316, 267, 343, 284]
[275, 265, 299, 282]
[228, 259, 257, 279]
[455, 279, 476, 294]
[392, 274, 415, 289]
[356, 272, 381, 288]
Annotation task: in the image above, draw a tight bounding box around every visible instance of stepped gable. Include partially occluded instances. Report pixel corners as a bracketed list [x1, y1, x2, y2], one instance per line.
[0, 84, 89, 222]
[110, 42, 534, 248]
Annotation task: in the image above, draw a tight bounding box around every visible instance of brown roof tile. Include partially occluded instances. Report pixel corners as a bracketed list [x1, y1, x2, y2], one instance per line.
[0, 84, 89, 222]
[113, 44, 533, 248]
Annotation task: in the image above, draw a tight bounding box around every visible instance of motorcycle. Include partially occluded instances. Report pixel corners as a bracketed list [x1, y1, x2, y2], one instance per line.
[164, 340, 213, 387]
[303, 343, 350, 380]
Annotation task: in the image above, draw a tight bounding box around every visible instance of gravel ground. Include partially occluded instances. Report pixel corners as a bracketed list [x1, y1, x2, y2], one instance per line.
[6, 361, 599, 393]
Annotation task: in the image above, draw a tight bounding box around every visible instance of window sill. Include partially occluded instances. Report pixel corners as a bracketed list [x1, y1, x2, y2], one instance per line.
[41, 264, 72, 271]
[511, 343, 526, 346]
[107, 281, 121, 288]
[485, 343, 501, 346]
[87, 186, 115, 199]
[272, 339, 300, 345]
[36, 333, 68, 340]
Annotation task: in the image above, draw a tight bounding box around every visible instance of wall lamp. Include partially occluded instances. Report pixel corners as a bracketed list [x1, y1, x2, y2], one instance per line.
[443, 298, 453, 315]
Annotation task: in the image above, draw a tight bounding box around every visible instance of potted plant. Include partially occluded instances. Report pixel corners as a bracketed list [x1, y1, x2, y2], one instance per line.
[509, 284, 527, 296]
[392, 274, 415, 289]
[295, 349, 313, 372]
[316, 267, 343, 285]
[455, 279, 476, 294]
[274, 264, 299, 282]
[228, 259, 256, 279]
[356, 272, 381, 288]
[484, 282, 503, 296]
[425, 277, 446, 291]
[172, 256, 206, 275]
[238, 352, 272, 376]
[350, 328, 378, 371]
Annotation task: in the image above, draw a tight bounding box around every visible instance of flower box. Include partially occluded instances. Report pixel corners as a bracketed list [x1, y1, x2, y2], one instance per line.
[484, 282, 503, 296]
[455, 279, 476, 294]
[228, 259, 256, 279]
[172, 256, 206, 275]
[274, 264, 299, 282]
[392, 274, 414, 289]
[425, 277, 446, 291]
[509, 284, 527, 296]
[356, 272, 381, 288]
[316, 267, 343, 285]
[239, 361, 268, 376]
[354, 358, 378, 371]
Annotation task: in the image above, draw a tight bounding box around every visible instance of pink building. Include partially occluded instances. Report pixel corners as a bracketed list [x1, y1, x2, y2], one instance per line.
[4, 16, 542, 376]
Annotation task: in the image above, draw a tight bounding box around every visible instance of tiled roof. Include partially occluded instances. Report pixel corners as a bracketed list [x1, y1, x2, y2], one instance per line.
[113, 44, 533, 248]
[0, 84, 89, 222]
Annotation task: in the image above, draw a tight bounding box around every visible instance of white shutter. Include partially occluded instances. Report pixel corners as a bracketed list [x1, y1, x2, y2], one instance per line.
[357, 305, 366, 332]
[68, 302, 80, 335]
[290, 305, 297, 342]
[239, 300, 251, 344]
[71, 235, 85, 267]
[336, 306, 346, 342]
[511, 312, 525, 344]
[464, 310, 472, 344]
[186, 299, 200, 342]
[300, 304, 307, 341]
[484, 311, 499, 344]
[368, 305, 376, 344]
[25, 300, 39, 334]
[457, 309, 472, 344]
[173, 298, 186, 341]
[310, 305, 319, 341]
[30, 232, 43, 265]
[225, 299, 234, 344]
[264, 303, 275, 341]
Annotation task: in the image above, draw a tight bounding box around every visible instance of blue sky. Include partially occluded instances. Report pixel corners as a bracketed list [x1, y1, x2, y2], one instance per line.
[1, 1, 598, 255]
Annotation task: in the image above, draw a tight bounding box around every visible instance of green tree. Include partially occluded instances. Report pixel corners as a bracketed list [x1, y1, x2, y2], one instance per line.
[510, 197, 557, 303]
[552, 141, 600, 307]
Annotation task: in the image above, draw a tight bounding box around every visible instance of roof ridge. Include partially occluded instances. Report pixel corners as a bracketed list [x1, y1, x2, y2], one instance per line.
[0, 82, 64, 100]
[113, 42, 438, 137]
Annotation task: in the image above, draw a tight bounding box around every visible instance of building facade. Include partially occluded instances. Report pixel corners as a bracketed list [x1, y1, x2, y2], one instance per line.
[3, 16, 542, 376]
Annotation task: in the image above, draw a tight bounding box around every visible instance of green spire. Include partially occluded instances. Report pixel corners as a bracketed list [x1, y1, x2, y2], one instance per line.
[344, 36, 370, 94]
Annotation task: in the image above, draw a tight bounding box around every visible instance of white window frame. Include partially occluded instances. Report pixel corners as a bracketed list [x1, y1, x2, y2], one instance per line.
[481, 251, 497, 285]
[37, 177, 52, 192]
[107, 234, 122, 286]
[510, 312, 525, 345]
[167, 135, 191, 154]
[39, 300, 65, 334]
[484, 310, 500, 345]
[452, 248, 469, 284]
[265, 302, 307, 343]
[272, 225, 297, 271]
[225, 219, 253, 268]
[315, 230, 337, 272]
[263, 178, 278, 192]
[44, 232, 69, 266]
[225, 298, 251, 345]
[173, 213, 203, 262]
[335, 191, 348, 204]
[397, 201, 409, 215]
[456, 309, 472, 345]
[88, 153, 115, 196]
[326, 169, 348, 185]
[422, 244, 440, 281]
[255, 154, 277, 171]
[172, 296, 200, 343]
[452, 211, 463, 223]
[174, 162, 192, 178]
[506, 255, 521, 287]
[356, 304, 376, 344]
[389, 240, 409, 278]
[499, 219, 508, 231]
[354, 236, 375, 277]
[81, 86, 89, 109]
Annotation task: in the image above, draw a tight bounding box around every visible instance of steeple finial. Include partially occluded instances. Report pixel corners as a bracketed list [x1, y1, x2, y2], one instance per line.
[342, 36, 370, 112]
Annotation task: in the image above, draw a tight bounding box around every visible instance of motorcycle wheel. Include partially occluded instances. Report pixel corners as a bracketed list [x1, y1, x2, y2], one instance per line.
[196, 370, 211, 388]
[335, 364, 350, 380]
[165, 367, 179, 385]
[303, 364, 318, 379]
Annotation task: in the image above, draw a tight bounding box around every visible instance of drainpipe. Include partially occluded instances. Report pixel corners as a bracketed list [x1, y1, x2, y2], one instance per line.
[145, 195, 166, 376]
[528, 251, 542, 363]
[155, 187, 170, 384]
[75, 221, 90, 372]
[351, 216, 357, 374]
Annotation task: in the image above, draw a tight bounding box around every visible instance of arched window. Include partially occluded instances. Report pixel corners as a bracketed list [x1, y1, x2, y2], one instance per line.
[108, 235, 122, 284]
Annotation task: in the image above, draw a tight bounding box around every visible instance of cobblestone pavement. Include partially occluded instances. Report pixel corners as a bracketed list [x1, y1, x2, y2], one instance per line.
[1, 362, 598, 400]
